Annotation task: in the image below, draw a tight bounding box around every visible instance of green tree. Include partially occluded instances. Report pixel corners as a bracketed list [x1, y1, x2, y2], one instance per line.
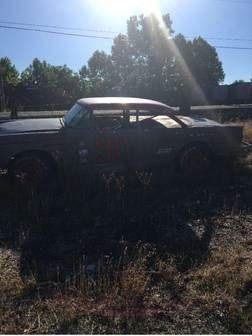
[81, 14, 175, 98]
[20, 59, 83, 110]
[232, 79, 245, 84]
[0, 57, 19, 111]
[82, 13, 225, 108]
[0, 57, 19, 85]
[111, 14, 175, 98]
[21, 58, 54, 87]
[52, 64, 83, 103]
[80, 50, 114, 96]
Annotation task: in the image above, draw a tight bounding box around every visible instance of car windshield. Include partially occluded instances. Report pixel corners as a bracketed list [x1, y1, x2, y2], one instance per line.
[64, 103, 89, 126]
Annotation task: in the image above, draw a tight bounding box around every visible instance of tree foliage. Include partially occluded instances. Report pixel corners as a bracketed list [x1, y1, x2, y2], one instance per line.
[0, 57, 19, 85]
[80, 51, 114, 96]
[19, 58, 83, 109]
[232, 79, 245, 84]
[0, 12, 225, 111]
[82, 14, 224, 107]
[0, 57, 19, 111]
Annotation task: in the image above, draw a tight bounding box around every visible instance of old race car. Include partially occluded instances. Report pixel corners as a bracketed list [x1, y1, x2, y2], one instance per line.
[0, 97, 246, 183]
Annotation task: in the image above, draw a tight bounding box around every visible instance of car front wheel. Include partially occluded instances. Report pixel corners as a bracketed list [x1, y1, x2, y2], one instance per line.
[9, 155, 53, 187]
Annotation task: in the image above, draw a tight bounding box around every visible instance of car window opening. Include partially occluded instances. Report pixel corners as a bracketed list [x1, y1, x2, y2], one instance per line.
[63, 104, 184, 130]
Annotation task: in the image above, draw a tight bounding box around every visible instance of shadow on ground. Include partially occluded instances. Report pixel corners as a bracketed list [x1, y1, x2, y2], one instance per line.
[0, 165, 251, 282]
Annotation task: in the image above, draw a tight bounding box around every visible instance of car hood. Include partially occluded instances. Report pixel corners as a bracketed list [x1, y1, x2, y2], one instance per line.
[0, 118, 63, 134]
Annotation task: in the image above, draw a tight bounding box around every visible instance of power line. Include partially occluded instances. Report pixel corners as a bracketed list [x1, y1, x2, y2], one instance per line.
[0, 24, 113, 40]
[214, 45, 252, 49]
[0, 20, 118, 34]
[185, 35, 252, 43]
[1, 19, 252, 44]
[1, 24, 252, 50]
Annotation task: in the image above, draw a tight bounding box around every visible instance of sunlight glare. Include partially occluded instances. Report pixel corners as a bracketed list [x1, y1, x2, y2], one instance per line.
[85, 0, 207, 104]
[87, 0, 162, 19]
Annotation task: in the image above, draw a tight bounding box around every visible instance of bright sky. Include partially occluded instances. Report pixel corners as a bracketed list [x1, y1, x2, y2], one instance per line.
[0, 0, 251, 84]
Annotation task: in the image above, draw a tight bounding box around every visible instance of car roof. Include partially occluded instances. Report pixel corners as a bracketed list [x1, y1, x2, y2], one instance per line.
[77, 97, 175, 113]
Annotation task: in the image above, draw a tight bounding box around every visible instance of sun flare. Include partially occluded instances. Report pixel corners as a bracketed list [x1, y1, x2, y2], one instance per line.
[88, 0, 162, 19]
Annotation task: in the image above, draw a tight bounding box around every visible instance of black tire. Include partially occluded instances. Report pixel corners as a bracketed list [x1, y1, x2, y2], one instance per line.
[177, 144, 213, 177]
[9, 154, 54, 187]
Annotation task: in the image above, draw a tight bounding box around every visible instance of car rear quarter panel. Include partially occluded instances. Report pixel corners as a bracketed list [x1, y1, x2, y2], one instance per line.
[157, 125, 243, 161]
[178, 125, 243, 156]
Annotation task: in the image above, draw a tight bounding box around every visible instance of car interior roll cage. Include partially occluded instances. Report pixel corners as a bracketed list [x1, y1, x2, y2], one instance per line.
[84, 105, 187, 129]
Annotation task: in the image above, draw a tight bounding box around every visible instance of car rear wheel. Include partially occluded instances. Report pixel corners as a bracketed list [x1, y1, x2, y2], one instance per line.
[9, 155, 53, 187]
[178, 144, 213, 177]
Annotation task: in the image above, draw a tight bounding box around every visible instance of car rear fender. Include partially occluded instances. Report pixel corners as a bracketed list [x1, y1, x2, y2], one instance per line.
[175, 141, 213, 164]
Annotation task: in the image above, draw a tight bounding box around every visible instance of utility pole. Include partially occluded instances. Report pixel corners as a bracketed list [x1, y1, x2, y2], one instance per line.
[0, 66, 6, 112]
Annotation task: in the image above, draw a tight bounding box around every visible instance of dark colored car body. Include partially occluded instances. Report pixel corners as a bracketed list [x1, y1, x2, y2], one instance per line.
[0, 97, 245, 176]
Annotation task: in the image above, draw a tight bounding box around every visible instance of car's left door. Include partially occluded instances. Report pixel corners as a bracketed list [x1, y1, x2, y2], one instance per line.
[63, 110, 138, 172]
[134, 114, 185, 169]
[90, 111, 138, 169]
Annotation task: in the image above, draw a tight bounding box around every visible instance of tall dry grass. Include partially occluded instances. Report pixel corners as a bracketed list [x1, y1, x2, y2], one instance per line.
[242, 122, 252, 143]
[0, 218, 251, 334]
[0, 141, 252, 333]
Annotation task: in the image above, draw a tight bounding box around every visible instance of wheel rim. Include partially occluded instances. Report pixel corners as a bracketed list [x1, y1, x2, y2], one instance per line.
[180, 147, 210, 175]
[12, 157, 47, 185]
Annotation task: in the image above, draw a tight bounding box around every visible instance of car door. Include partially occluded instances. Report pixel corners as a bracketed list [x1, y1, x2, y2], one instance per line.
[87, 109, 139, 170]
[135, 114, 185, 168]
[62, 109, 138, 172]
[61, 123, 94, 170]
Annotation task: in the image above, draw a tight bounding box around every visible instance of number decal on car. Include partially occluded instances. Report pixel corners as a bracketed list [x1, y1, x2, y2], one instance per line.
[95, 134, 129, 162]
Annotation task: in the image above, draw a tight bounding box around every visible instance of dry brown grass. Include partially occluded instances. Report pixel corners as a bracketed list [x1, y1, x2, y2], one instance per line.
[234, 121, 252, 164]
[0, 211, 251, 334]
[0, 244, 153, 333]
[244, 123, 252, 165]
[0, 147, 252, 333]
[243, 122, 252, 143]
